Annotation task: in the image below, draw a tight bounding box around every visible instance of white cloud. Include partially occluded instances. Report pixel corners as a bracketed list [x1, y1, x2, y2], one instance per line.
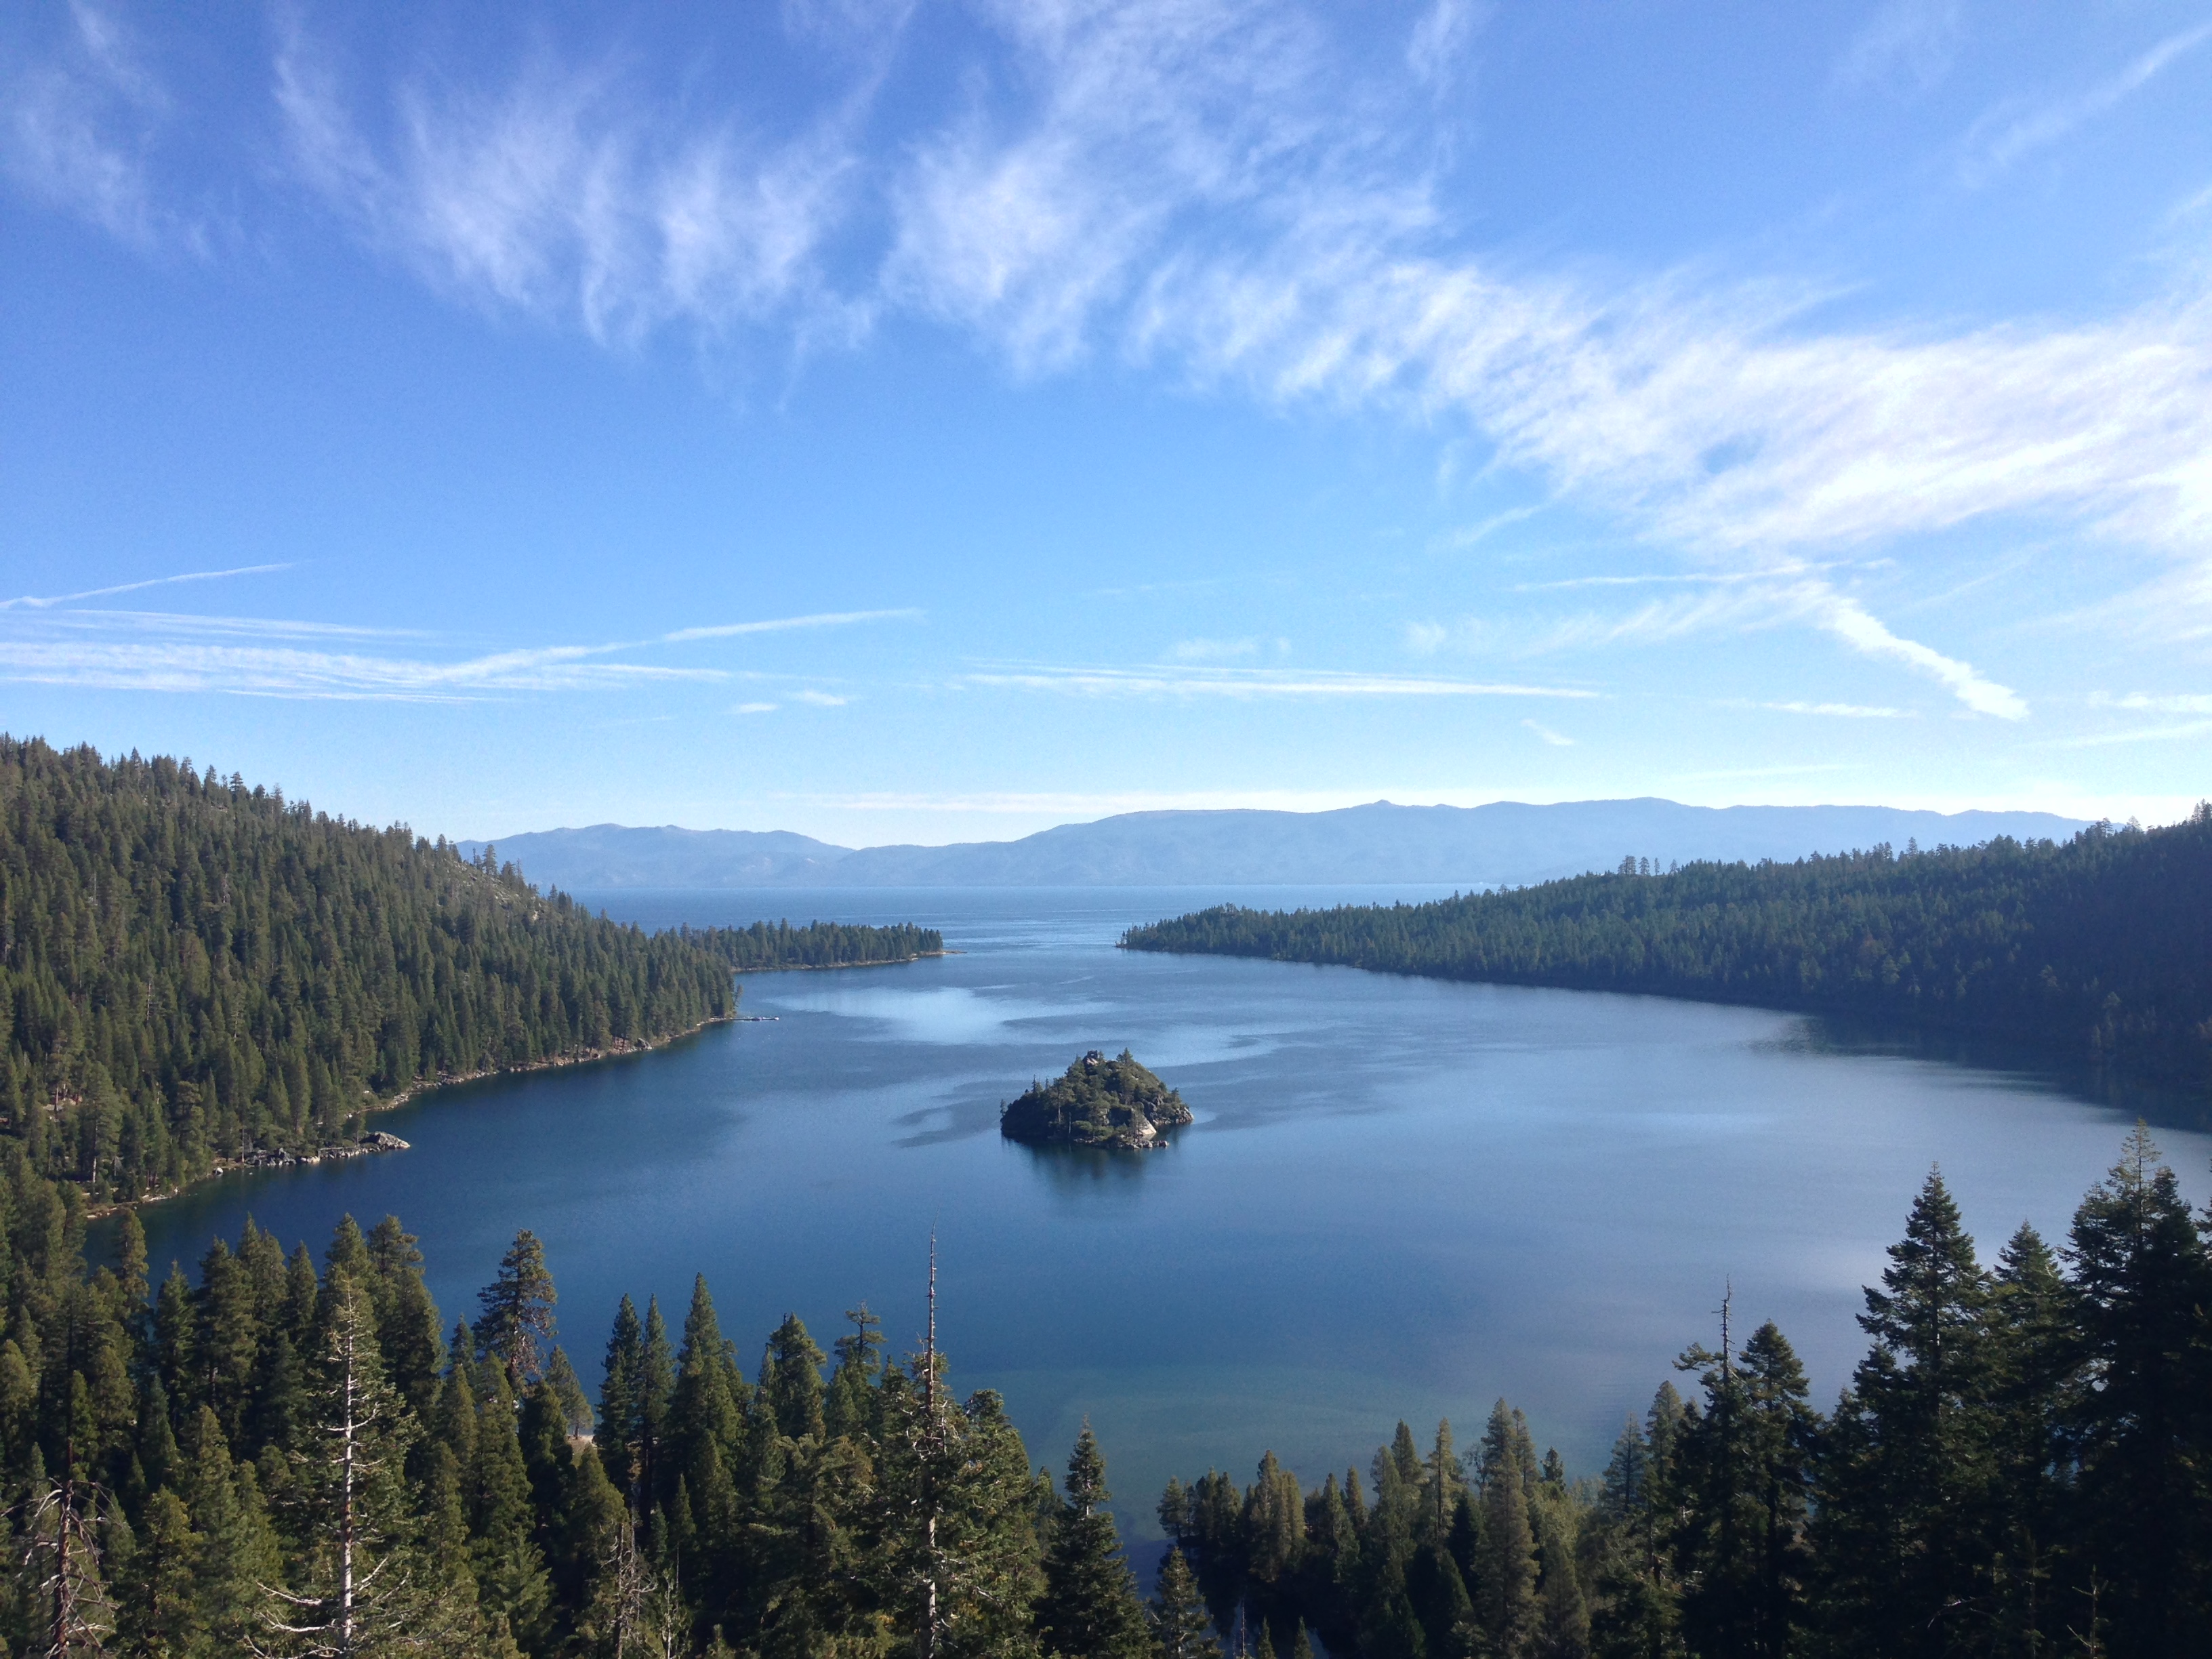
[1835, 0, 1966, 92]
[2091, 691, 2212, 714]
[792, 688, 849, 705]
[965, 663, 1597, 699]
[661, 608, 921, 642]
[1168, 636, 1261, 661]
[0, 562, 292, 611]
[2039, 719, 2212, 749]
[1759, 701, 1911, 718]
[274, 30, 869, 346]
[0, 638, 726, 699]
[1411, 577, 2022, 716]
[2, 2, 185, 251]
[0, 602, 908, 699]
[735, 701, 780, 714]
[1962, 21, 2212, 182]
[1813, 590, 2025, 719]
[23, 0, 2212, 663]
[1521, 718, 1572, 746]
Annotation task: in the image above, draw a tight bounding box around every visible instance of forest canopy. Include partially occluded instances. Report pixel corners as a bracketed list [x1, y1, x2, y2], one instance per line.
[1123, 809, 2212, 1087]
[677, 919, 945, 973]
[0, 739, 929, 1203]
[0, 1126, 2202, 1656]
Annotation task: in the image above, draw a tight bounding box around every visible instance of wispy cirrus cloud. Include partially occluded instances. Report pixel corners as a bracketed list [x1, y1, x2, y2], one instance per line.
[272, 26, 878, 346]
[0, 562, 291, 610]
[1757, 701, 1912, 719]
[1961, 20, 2212, 184]
[964, 663, 1596, 700]
[1, 1, 192, 251]
[0, 603, 909, 699]
[1409, 577, 2024, 718]
[20, 0, 2212, 669]
[1835, 0, 1967, 92]
[663, 609, 920, 642]
[0, 638, 724, 699]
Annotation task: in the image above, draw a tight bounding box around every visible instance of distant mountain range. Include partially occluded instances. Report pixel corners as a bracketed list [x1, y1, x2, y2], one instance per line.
[457, 799, 2091, 891]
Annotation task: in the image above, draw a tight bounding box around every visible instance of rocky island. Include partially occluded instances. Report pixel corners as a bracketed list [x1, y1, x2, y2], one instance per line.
[999, 1048, 1194, 1149]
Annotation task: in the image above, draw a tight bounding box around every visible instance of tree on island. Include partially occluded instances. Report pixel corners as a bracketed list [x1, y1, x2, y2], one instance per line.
[999, 1050, 1194, 1149]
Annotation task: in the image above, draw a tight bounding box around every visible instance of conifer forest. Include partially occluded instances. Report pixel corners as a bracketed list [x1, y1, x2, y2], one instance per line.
[0, 1126, 2203, 1656]
[6, 741, 2212, 1657]
[1123, 810, 2212, 1087]
[0, 739, 935, 1203]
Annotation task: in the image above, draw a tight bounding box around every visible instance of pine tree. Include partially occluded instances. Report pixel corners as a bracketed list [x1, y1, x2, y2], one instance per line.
[874, 1359, 1044, 1659]
[826, 1304, 884, 1443]
[597, 1294, 647, 1502]
[474, 1232, 558, 1385]
[2062, 1124, 2212, 1654]
[1474, 1400, 1539, 1658]
[1036, 1426, 1149, 1659]
[1242, 1452, 1305, 1586]
[1815, 1170, 1996, 1658]
[760, 1313, 827, 1442]
[257, 1273, 462, 1657]
[1673, 1311, 1816, 1659]
[1986, 1223, 2068, 1653]
[466, 1359, 554, 1654]
[1153, 1546, 1220, 1659]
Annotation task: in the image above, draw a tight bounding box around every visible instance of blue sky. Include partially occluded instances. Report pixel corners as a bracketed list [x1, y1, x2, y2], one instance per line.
[5, 1, 2211, 846]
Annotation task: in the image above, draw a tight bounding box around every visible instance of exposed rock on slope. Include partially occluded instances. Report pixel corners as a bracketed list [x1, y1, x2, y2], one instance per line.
[999, 1050, 1193, 1149]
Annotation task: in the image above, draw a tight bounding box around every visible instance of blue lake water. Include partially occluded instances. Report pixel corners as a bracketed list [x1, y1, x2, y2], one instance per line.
[108, 886, 2212, 1537]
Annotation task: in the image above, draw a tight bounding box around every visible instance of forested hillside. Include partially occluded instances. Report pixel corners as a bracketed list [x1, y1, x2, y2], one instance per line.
[1125, 810, 2212, 1085]
[1163, 1129, 2211, 1659]
[0, 739, 739, 1202]
[1, 1127, 2203, 1656]
[680, 919, 944, 972]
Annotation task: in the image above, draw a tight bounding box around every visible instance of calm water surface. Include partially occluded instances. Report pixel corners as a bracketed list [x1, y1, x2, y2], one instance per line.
[109, 887, 2212, 1536]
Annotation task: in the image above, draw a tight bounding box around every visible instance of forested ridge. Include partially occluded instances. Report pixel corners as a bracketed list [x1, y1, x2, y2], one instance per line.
[1162, 1128, 2212, 1659]
[680, 920, 945, 973]
[0, 738, 744, 1202]
[1123, 810, 2212, 1086]
[0, 1129, 2204, 1656]
[0, 739, 935, 1206]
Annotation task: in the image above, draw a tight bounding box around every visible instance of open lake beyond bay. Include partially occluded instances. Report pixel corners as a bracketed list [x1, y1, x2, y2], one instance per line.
[108, 886, 2212, 1537]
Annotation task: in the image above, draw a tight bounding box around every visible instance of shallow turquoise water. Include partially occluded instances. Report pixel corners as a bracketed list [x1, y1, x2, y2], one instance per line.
[110, 886, 2212, 1536]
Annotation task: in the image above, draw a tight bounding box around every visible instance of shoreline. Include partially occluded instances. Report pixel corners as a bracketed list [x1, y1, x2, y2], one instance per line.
[86, 949, 950, 1220]
[731, 949, 954, 973]
[87, 1009, 738, 1219]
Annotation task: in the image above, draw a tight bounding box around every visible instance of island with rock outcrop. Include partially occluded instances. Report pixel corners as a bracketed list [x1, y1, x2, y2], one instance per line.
[998, 1048, 1194, 1149]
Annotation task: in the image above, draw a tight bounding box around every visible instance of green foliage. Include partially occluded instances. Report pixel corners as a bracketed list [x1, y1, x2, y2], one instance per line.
[1166, 1128, 2212, 1659]
[0, 737, 741, 1199]
[998, 1050, 1194, 1148]
[1124, 810, 2212, 1085]
[1036, 1425, 1149, 1659]
[681, 918, 945, 972]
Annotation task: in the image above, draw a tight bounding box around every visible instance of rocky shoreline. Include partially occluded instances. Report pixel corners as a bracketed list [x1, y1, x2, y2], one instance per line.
[91, 1011, 737, 1216]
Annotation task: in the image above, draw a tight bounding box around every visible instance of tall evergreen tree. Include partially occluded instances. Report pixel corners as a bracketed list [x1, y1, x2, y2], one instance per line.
[1476, 1399, 1540, 1659]
[1153, 1545, 1221, 1659]
[475, 1233, 558, 1385]
[1036, 1426, 1149, 1659]
[2062, 1124, 2212, 1656]
[1673, 1313, 1816, 1659]
[1816, 1170, 1996, 1656]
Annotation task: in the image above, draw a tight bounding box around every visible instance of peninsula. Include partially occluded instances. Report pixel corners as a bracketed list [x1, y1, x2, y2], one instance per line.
[999, 1048, 1194, 1148]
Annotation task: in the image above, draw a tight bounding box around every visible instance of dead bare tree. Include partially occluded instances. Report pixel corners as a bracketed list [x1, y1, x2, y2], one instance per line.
[250, 1278, 457, 1659]
[22, 1469, 116, 1658]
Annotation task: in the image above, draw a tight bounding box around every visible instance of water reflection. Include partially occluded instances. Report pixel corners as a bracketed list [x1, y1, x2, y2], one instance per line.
[98, 886, 2212, 1540]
